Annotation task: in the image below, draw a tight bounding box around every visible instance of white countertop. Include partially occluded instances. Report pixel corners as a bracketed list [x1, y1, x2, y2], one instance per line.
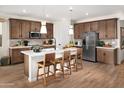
[96, 46, 118, 50]
[9, 46, 32, 49]
[21, 47, 77, 57]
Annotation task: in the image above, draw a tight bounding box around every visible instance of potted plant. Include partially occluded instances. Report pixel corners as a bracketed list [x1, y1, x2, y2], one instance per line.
[23, 40, 29, 46]
[48, 39, 53, 45]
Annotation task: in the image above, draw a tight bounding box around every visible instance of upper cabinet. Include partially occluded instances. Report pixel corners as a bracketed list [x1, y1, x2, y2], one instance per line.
[90, 21, 99, 32]
[21, 20, 31, 39]
[98, 20, 106, 39]
[10, 19, 31, 39]
[46, 23, 53, 39]
[74, 18, 117, 39]
[30, 21, 41, 32]
[9, 19, 22, 39]
[84, 22, 90, 32]
[74, 23, 84, 39]
[106, 19, 117, 39]
[9, 18, 54, 39]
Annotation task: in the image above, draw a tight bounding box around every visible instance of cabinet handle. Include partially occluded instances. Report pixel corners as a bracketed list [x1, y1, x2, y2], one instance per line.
[103, 53, 106, 56]
[105, 34, 108, 37]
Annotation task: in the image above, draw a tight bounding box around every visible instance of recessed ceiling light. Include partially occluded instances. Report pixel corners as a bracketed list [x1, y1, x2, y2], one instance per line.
[46, 14, 49, 18]
[85, 13, 89, 16]
[22, 9, 26, 13]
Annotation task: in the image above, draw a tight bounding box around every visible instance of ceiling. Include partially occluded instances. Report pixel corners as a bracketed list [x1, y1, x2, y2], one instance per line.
[0, 5, 124, 21]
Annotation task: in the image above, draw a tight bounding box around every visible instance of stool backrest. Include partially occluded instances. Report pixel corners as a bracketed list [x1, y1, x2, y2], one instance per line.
[77, 48, 82, 58]
[45, 53, 55, 64]
[63, 51, 71, 60]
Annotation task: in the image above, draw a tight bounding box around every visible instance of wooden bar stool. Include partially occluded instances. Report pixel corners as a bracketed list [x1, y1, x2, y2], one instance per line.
[52, 57, 64, 78]
[76, 48, 83, 70]
[70, 49, 78, 71]
[70, 48, 83, 72]
[37, 53, 55, 86]
[61, 50, 72, 78]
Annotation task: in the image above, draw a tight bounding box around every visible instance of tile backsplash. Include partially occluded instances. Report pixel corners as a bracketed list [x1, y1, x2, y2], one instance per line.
[100, 39, 118, 47]
[9, 39, 56, 47]
[74, 39, 118, 48]
[10, 39, 43, 47]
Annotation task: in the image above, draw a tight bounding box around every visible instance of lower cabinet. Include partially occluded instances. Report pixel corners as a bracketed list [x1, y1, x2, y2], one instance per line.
[97, 48, 117, 65]
[9, 48, 31, 64]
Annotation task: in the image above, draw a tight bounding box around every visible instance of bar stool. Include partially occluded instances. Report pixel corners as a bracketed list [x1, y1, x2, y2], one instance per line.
[52, 57, 64, 78]
[76, 48, 83, 70]
[70, 49, 78, 71]
[37, 53, 55, 86]
[70, 48, 83, 72]
[61, 50, 72, 77]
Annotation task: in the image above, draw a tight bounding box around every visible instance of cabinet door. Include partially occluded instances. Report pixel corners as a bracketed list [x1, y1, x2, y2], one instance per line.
[97, 48, 104, 62]
[10, 48, 31, 64]
[10, 49, 23, 64]
[74, 23, 84, 39]
[90, 21, 98, 32]
[31, 21, 41, 32]
[10, 19, 22, 39]
[21, 20, 31, 39]
[106, 19, 117, 39]
[46, 23, 53, 39]
[79, 23, 84, 38]
[74, 24, 80, 39]
[98, 20, 106, 39]
[84, 22, 90, 32]
[104, 50, 114, 64]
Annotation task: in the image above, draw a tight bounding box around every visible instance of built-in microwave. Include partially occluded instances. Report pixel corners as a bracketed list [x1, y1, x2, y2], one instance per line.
[29, 32, 41, 39]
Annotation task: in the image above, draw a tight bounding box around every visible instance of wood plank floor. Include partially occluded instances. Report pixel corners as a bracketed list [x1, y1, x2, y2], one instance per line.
[0, 61, 124, 88]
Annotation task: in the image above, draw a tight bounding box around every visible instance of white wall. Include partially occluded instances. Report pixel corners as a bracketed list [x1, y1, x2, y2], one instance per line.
[0, 20, 9, 58]
[54, 20, 71, 48]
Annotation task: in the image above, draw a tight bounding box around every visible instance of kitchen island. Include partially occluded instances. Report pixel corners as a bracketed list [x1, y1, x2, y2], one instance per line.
[21, 48, 77, 82]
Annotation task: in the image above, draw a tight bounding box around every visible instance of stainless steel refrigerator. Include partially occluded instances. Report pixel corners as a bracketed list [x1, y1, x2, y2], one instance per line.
[82, 32, 99, 62]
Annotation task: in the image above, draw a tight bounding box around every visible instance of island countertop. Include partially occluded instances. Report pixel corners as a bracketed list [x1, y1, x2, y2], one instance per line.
[21, 47, 77, 57]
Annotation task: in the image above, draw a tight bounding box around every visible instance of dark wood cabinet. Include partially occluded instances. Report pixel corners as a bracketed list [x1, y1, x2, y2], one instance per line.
[46, 23, 53, 39]
[74, 18, 117, 39]
[74, 23, 84, 39]
[21, 20, 31, 39]
[9, 19, 22, 39]
[30, 21, 41, 32]
[9, 18, 54, 39]
[98, 20, 106, 39]
[74, 24, 80, 39]
[106, 19, 117, 39]
[9, 48, 31, 64]
[10, 19, 31, 39]
[90, 21, 99, 32]
[97, 48, 117, 65]
[84, 22, 90, 32]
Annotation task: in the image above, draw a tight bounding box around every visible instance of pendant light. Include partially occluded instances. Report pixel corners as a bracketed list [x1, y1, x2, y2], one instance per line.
[69, 7, 74, 35]
[40, 20, 47, 34]
[40, 6, 47, 34]
[69, 25, 74, 35]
